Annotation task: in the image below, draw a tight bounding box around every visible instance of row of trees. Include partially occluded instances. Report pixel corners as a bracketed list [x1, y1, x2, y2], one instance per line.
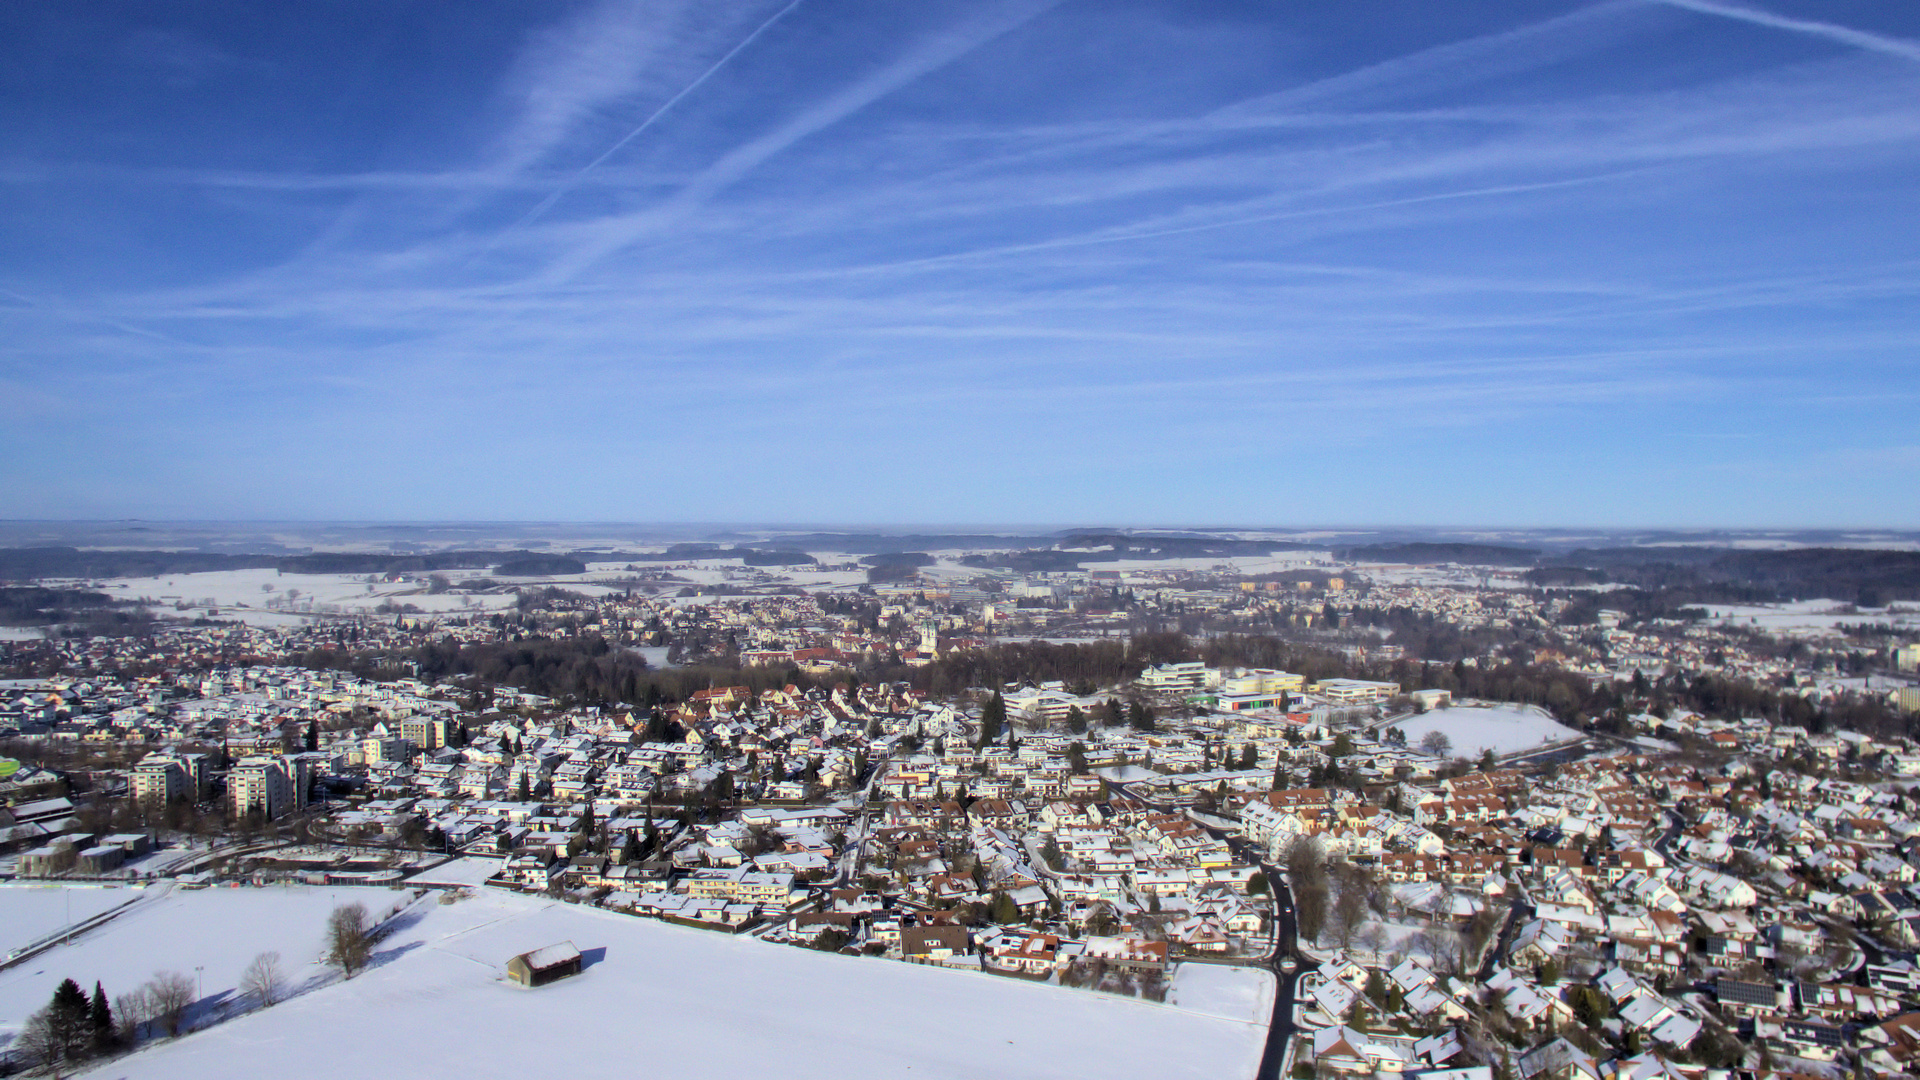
[1279, 835, 1388, 953]
[298, 636, 838, 712]
[15, 978, 117, 1068]
[288, 621, 1915, 742]
[15, 968, 205, 1071]
[13, 904, 370, 1071]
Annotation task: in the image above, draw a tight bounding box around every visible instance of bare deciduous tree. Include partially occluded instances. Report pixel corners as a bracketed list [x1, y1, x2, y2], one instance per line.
[114, 987, 152, 1043]
[145, 971, 194, 1038]
[1420, 730, 1453, 757]
[241, 950, 284, 1008]
[1284, 834, 1329, 944]
[15, 1005, 60, 1068]
[325, 902, 373, 978]
[1331, 865, 1374, 950]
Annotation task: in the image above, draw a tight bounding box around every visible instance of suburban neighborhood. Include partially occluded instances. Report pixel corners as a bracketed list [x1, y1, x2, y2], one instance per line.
[3, 542, 1920, 1079]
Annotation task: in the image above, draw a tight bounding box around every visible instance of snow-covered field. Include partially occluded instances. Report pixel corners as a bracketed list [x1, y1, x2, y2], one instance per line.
[72, 568, 523, 627]
[1358, 565, 1531, 587]
[1390, 704, 1581, 757]
[0, 884, 415, 1049]
[0, 885, 144, 956]
[1081, 554, 1333, 576]
[582, 557, 872, 593]
[56, 556, 880, 629]
[405, 857, 506, 889]
[1167, 963, 1274, 1024]
[1701, 600, 1920, 635]
[66, 888, 1266, 1080]
[1352, 920, 1447, 962]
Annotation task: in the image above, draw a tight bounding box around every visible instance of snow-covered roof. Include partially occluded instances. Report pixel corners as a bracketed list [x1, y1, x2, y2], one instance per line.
[516, 941, 582, 970]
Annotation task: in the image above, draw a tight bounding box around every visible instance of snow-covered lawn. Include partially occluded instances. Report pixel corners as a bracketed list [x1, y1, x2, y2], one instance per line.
[1390, 704, 1581, 757]
[405, 857, 506, 889]
[0, 884, 414, 1049]
[74, 889, 1267, 1080]
[0, 885, 145, 956]
[1168, 963, 1274, 1024]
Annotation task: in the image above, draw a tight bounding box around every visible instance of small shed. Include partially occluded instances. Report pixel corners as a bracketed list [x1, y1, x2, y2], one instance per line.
[507, 941, 584, 987]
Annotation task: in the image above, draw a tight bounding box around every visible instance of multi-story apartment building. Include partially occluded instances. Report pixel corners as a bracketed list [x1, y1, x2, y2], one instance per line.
[400, 717, 449, 751]
[131, 752, 210, 806]
[228, 755, 312, 820]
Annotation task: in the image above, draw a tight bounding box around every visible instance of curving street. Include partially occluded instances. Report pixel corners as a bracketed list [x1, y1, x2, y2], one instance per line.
[1252, 872, 1310, 1080]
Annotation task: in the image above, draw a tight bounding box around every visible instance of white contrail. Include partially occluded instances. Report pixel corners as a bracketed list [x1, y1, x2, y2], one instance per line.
[1652, 0, 1920, 63]
[536, 0, 1062, 284]
[0, 285, 183, 342]
[509, 0, 804, 233]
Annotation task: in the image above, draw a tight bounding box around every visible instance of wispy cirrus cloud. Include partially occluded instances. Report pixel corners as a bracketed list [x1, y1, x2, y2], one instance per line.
[486, 0, 785, 177]
[1651, 0, 1920, 63]
[7, 0, 1920, 522]
[530, 0, 1065, 283]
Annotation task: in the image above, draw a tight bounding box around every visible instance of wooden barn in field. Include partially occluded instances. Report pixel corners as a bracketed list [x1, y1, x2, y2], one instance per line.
[507, 941, 584, 987]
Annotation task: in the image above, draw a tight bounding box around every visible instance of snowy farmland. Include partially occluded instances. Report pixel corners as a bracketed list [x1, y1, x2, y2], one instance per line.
[77, 567, 524, 627]
[1700, 599, 1920, 636]
[0, 884, 415, 1051]
[1390, 704, 1581, 758]
[28, 887, 1268, 1080]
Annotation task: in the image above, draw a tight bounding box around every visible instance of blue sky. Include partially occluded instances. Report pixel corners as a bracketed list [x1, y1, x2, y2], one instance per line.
[4, 0, 1919, 527]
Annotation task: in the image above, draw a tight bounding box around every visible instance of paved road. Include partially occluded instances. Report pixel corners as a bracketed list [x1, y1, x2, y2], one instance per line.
[834, 766, 883, 888]
[1476, 893, 1529, 981]
[1253, 873, 1313, 1080]
[1653, 809, 1684, 860]
[1115, 788, 1321, 1079]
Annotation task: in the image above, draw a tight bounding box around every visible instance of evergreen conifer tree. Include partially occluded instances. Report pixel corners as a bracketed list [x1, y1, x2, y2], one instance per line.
[976, 692, 1006, 749]
[40, 977, 92, 1062]
[90, 981, 114, 1053]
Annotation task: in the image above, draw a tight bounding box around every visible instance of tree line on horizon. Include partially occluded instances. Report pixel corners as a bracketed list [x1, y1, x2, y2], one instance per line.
[290, 626, 1912, 741]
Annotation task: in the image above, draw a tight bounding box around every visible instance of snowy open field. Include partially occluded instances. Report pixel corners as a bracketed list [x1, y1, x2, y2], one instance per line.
[1390, 704, 1581, 757]
[405, 857, 507, 889]
[0, 884, 414, 1050]
[1167, 963, 1274, 1024]
[53, 887, 1265, 1080]
[1359, 564, 1531, 587]
[584, 558, 870, 592]
[1701, 600, 1920, 635]
[0, 885, 144, 957]
[69, 568, 524, 627]
[1086, 554, 1334, 575]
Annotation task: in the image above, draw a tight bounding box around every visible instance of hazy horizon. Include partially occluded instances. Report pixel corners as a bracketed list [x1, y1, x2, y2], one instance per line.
[5, 519, 1920, 556]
